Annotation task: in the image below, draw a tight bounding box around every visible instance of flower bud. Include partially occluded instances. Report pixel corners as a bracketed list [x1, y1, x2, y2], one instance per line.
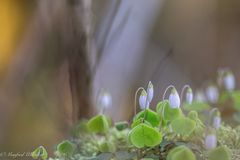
[147, 81, 154, 103]
[205, 134, 217, 150]
[146, 101, 150, 108]
[195, 90, 206, 102]
[213, 115, 221, 130]
[169, 88, 180, 108]
[139, 90, 147, 110]
[223, 71, 235, 92]
[98, 91, 112, 109]
[206, 85, 219, 103]
[186, 88, 193, 104]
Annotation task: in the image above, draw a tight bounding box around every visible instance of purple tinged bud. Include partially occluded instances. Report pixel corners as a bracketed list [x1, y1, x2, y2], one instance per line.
[99, 91, 112, 109]
[195, 90, 206, 102]
[206, 85, 219, 103]
[169, 88, 180, 108]
[213, 116, 221, 130]
[146, 101, 150, 108]
[223, 72, 235, 92]
[139, 90, 147, 110]
[186, 88, 193, 104]
[147, 81, 154, 103]
[205, 134, 217, 150]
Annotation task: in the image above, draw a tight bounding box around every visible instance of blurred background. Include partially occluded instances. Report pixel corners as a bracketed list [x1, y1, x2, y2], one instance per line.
[1, 0, 240, 156]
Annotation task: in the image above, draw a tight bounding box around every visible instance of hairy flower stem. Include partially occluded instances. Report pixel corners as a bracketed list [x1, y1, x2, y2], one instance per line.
[180, 85, 191, 106]
[208, 108, 220, 127]
[143, 88, 150, 122]
[162, 85, 175, 100]
[159, 85, 176, 128]
[159, 103, 167, 130]
[142, 103, 148, 123]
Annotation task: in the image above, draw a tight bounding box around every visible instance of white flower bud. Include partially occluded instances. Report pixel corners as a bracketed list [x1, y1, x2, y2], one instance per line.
[223, 72, 235, 92]
[169, 88, 180, 108]
[186, 88, 193, 104]
[139, 90, 148, 110]
[205, 134, 217, 150]
[195, 90, 206, 102]
[147, 81, 154, 103]
[206, 85, 219, 103]
[99, 91, 112, 109]
[213, 116, 221, 130]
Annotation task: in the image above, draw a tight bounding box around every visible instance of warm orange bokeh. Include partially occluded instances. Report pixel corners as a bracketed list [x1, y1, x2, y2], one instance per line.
[0, 0, 32, 73]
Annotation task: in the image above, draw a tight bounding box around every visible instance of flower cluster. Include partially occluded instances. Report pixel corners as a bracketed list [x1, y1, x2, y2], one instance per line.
[35, 77, 240, 160]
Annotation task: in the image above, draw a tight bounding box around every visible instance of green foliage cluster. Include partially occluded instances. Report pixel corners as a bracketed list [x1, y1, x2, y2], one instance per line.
[32, 98, 240, 160]
[32, 75, 240, 160]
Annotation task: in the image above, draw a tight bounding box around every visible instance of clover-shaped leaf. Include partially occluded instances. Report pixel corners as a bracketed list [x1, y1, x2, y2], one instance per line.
[187, 111, 199, 120]
[170, 117, 196, 136]
[87, 115, 110, 133]
[128, 123, 162, 148]
[156, 100, 182, 123]
[187, 111, 205, 135]
[131, 117, 152, 129]
[57, 140, 75, 157]
[167, 145, 196, 160]
[31, 146, 48, 160]
[183, 102, 210, 112]
[188, 111, 205, 127]
[72, 120, 89, 136]
[208, 146, 232, 160]
[134, 109, 160, 127]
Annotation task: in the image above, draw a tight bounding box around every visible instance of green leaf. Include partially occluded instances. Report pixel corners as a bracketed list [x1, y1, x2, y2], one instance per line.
[187, 111, 205, 135]
[131, 118, 152, 128]
[233, 112, 240, 123]
[134, 109, 160, 127]
[87, 115, 109, 133]
[231, 91, 240, 111]
[188, 111, 204, 127]
[115, 121, 129, 131]
[170, 117, 196, 136]
[31, 146, 48, 160]
[187, 111, 199, 120]
[167, 145, 196, 160]
[219, 91, 231, 104]
[183, 102, 210, 112]
[156, 100, 182, 123]
[71, 120, 89, 136]
[128, 123, 162, 148]
[98, 141, 116, 153]
[57, 140, 75, 156]
[208, 146, 232, 160]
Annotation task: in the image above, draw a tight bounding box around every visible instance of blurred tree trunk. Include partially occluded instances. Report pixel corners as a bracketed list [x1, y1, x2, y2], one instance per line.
[2, 0, 94, 127]
[62, 0, 94, 122]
